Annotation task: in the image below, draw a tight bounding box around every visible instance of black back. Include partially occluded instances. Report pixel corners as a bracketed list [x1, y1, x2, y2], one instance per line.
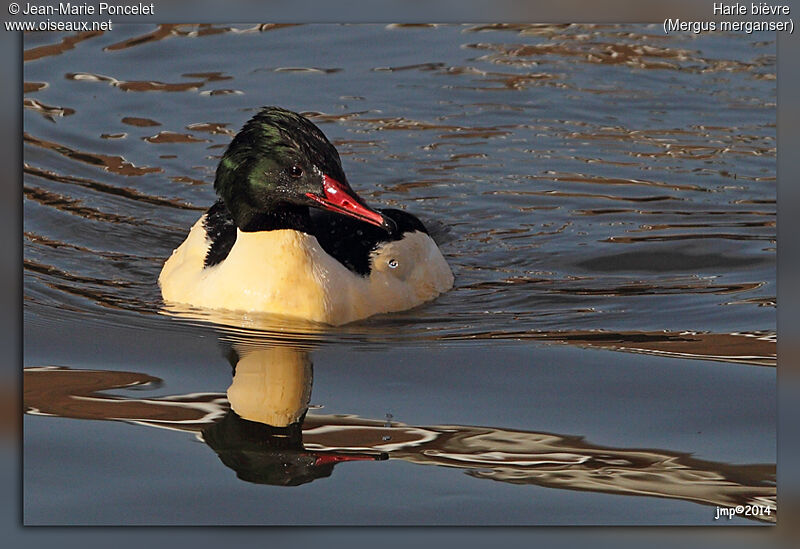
[203, 200, 238, 267]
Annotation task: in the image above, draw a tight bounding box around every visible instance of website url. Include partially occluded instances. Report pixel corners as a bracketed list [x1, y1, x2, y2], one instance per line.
[5, 19, 112, 31]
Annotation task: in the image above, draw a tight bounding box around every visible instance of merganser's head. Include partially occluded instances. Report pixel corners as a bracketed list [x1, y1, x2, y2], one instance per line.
[214, 106, 394, 232]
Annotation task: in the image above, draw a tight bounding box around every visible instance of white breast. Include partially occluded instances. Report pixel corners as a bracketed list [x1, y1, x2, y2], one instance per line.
[159, 215, 454, 325]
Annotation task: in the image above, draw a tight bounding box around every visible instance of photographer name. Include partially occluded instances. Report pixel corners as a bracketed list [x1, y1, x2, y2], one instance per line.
[22, 2, 154, 15]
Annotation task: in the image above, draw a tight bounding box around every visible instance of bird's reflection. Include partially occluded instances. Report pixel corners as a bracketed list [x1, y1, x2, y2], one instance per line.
[202, 343, 385, 486]
[23, 318, 776, 522]
[224, 344, 312, 427]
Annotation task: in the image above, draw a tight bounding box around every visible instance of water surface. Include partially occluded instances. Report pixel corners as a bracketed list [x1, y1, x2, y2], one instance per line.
[23, 24, 776, 525]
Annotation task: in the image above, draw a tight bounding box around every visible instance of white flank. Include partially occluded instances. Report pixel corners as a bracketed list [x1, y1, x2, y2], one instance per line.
[159, 215, 454, 325]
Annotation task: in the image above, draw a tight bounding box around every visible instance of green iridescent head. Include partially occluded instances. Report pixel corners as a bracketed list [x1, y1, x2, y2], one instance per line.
[213, 107, 358, 230]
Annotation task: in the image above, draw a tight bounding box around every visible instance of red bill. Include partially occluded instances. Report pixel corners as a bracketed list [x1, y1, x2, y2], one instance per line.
[307, 175, 389, 229]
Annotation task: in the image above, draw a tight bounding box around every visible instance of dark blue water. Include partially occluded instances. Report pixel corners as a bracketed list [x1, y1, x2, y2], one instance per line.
[23, 24, 775, 525]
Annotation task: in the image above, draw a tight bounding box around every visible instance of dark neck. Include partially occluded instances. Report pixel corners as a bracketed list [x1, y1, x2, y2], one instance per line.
[235, 203, 313, 233]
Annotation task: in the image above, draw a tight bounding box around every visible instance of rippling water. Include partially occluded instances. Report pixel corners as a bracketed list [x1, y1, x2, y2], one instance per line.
[23, 24, 775, 525]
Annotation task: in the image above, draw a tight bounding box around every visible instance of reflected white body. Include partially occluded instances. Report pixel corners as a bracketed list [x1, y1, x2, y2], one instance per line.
[159, 214, 454, 325]
[227, 346, 312, 427]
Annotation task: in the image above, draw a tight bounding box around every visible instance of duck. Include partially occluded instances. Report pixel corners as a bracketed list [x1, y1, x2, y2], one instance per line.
[159, 107, 454, 325]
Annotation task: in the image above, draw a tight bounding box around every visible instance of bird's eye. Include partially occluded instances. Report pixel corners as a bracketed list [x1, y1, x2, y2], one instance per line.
[289, 165, 304, 178]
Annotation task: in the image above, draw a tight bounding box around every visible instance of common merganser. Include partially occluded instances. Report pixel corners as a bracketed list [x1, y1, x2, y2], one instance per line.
[158, 107, 454, 325]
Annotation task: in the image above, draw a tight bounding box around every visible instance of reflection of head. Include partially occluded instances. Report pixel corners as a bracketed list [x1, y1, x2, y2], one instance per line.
[202, 411, 328, 486]
[202, 410, 385, 486]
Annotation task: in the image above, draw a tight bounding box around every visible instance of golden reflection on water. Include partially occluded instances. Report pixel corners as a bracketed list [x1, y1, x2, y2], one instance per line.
[23, 164, 200, 210]
[23, 30, 102, 62]
[24, 133, 161, 176]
